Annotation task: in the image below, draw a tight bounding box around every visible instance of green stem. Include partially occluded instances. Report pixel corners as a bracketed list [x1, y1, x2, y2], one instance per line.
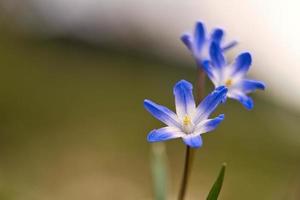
[177, 66, 205, 200]
[177, 146, 195, 200]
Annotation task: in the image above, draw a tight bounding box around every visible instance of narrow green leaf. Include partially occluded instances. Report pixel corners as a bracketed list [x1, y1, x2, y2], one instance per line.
[151, 143, 168, 200]
[206, 163, 227, 200]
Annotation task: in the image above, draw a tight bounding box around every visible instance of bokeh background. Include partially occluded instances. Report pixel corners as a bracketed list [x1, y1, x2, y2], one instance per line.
[0, 0, 299, 199]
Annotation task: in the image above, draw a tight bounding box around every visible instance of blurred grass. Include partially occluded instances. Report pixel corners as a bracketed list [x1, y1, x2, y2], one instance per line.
[0, 28, 299, 200]
[151, 143, 167, 200]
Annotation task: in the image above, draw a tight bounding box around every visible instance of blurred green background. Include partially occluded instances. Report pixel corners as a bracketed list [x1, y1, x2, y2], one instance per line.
[0, 22, 300, 200]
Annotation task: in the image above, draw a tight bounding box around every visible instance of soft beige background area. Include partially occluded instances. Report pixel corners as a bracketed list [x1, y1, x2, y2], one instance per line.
[1, 0, 299, 110]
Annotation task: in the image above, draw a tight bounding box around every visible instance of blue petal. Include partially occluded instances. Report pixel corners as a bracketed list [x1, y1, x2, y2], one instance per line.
[144, 99, 180, 127]
[211, 28, 238, 52]
[239, 79, 266, 93]
[194, 21, 206, 51]
[209, 42, 226, 68]
[222, 40, 238, 51]
[195, 114, 224, 133]
[181, 33, 192, 50]
[147, 127, 184, 142]
[211, 28, 224, 44]
[173, 80, 196, 118]
[182, 134, 203, 148]
[202, 60, 216, 81]
[194, 86, 227, 124]
[230, 93, 254, 110]
[232, 52, 252, 76]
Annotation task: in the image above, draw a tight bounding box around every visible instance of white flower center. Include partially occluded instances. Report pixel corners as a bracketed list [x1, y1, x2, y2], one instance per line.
[182, 115, 195, 134]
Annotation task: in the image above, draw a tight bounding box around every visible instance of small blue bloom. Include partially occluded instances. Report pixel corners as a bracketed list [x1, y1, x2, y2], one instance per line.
[203, 42, 266, 110]
[144, 80, 227, 148]
[181, 21, 237, 66]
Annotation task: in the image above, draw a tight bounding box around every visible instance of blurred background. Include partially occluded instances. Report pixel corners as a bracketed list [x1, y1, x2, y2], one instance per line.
[0, 0, 299, 199]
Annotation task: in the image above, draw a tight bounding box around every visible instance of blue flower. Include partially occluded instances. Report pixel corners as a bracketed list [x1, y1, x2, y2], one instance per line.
[144, 80, 227, 148]
[181, 21, 237, 66]
[203, 42, 266, 110]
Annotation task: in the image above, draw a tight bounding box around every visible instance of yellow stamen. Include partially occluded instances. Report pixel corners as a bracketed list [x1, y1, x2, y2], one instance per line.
[183, 115, 191, 126]
[225, 79, 233, 87]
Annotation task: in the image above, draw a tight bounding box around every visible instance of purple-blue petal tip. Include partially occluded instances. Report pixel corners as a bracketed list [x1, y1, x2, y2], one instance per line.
[211, 28, 224, 44]
[241, 97, 254, 110]
[173, 80, 193, 94]
[215, 85, 228, 94]
[238, 52, 252, 66]
[183, 135, 203, 148]
[258, 82, 266, 90]
[218, 114, 225, 120]
[143, 99, 151, 108]
[215, 86, 228, 103]
[180, 33, 192, 50]
[147, 130, 165, 142]
[223, 40, 238, 51]
[195, 21, 205, 27]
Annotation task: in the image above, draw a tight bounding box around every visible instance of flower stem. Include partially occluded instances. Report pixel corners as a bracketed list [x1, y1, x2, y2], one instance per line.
[177, 146, 195, 200]
[196, 66, 206, 104]
[177, 66, 205, 200]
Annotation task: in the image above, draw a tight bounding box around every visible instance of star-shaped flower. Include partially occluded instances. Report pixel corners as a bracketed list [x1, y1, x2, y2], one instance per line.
[181, 21, 237, 66]
[202, 42, 266, 110]
[144, 80, 227, 148]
